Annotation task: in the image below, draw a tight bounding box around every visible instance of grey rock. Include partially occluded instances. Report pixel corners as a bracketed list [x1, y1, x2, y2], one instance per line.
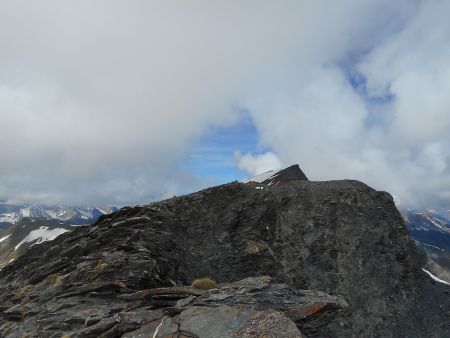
[267, 163, 309, 184]
[233, 308, 303, 338]
[0, 165, 448, 337]
[178, 305, 257, 338]
[75, 316, 119, 337]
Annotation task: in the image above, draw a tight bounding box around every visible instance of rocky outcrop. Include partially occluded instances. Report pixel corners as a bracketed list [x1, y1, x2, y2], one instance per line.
[0, 273, 346, 337]
[0, 275, 347, 337]
[0, 165, 449, 337]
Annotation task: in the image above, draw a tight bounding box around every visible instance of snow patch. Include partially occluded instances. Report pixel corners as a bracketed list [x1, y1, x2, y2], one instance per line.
[242, 170, 280, 184]
[422, 268, 450, 286]
[15, 226, 69, 251]
[0, 258, 14, 271]
[20, 208, 30, 217]
[0, 234, 11, 243]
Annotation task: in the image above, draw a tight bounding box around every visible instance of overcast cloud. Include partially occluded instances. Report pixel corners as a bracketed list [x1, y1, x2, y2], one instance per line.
[0, 0, 449, 207]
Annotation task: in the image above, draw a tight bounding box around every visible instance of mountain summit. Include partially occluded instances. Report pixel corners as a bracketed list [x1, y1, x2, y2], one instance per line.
[0, 165, 449, 337]
[243, 164, 308, 185]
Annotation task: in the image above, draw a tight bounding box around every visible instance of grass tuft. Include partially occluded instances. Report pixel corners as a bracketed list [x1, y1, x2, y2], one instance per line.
[94, 260, 109, 270]
[20, 333, 34, 338]
[15, 284, 33, 299]
[47, 274, 64, 286]
[191, 277, 217, 290]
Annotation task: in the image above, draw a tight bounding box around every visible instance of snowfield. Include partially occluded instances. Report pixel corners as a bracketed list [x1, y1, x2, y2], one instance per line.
[15, 226, 69, 251]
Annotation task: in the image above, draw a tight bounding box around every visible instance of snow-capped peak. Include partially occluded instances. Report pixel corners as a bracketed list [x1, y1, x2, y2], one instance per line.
[0, 204, 117, 228]
[242, 169, 281, 184]
[241, 164, 309, 186]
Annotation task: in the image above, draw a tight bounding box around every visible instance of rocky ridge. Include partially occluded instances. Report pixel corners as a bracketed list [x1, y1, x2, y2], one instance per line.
[0, 165, 449, 337]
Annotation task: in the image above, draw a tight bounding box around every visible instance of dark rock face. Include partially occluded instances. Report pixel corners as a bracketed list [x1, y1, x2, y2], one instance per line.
[269, 164, 309, 183]
[0, 167, 449, 337]
[243, 164, 308, 185]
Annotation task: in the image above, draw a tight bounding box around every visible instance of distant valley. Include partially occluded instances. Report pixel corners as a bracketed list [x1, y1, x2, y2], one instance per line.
[402, 208, 450, 284]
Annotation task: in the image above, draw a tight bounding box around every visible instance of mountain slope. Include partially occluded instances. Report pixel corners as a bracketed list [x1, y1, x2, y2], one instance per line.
[0, 205, 118, 270]
[0, 166, 449, 337]
[0, 220, 80, 271]
[402, 209, 450, 283]
[242, 164, 308, 185]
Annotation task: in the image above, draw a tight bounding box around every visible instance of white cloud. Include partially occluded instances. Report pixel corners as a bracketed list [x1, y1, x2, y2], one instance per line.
[1, 1, 449, 208]
[235, 151, 282, 176]
[237, 0, 450, 208]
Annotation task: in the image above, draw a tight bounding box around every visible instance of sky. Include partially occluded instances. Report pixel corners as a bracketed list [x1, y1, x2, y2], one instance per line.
[1, 0, 450, 208]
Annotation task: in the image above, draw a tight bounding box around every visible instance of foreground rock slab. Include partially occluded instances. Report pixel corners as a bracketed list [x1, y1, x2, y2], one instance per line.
[0, 275, 346, 337]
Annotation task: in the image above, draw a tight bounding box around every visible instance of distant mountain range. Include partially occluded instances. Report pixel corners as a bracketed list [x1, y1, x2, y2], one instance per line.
[0, 202, 117, 229]
[401, 208, 450, 284]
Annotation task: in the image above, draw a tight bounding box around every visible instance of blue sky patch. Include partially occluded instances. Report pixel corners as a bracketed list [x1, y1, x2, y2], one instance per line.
[181, 113, 269, 184]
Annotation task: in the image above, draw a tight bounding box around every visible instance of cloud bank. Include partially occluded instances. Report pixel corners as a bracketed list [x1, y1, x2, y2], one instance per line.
[0, 1, 449, 207]
[235, 151, 282, 177]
